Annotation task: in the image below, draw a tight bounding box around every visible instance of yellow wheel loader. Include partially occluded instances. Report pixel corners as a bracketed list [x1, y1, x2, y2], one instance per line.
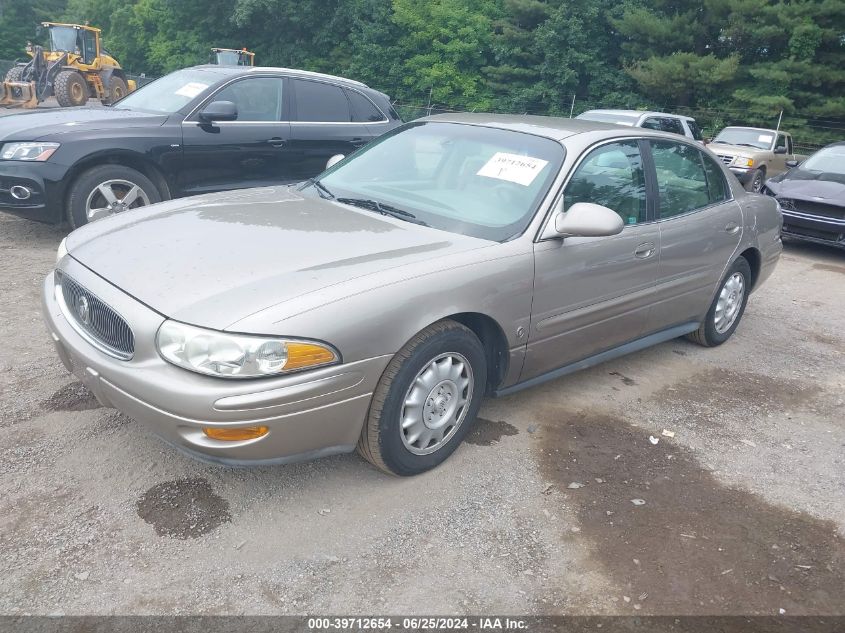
[211, 48, 255, 66]
[0, 23, 136, 109]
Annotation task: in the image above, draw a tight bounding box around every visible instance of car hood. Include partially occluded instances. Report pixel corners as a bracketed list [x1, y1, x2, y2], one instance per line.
[706, 142, 760, 156]
[767, 170, 845, 203]
[66, 187, 490, 330]
[0, 107, 167, 142]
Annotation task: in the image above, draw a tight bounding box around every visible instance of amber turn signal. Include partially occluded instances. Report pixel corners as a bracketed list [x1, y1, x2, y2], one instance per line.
[203, 426, 269, 441]
[284, 342, 337, 370]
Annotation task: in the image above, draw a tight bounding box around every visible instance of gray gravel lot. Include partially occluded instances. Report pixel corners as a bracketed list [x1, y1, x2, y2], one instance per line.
[0, 212, 843, 615]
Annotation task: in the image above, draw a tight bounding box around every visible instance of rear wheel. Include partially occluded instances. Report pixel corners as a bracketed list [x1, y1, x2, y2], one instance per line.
[104, 76, 128, 105]
[357, 320, 487, 476]
[66, 165, 161, 228]
[54, 71, 88, 107]
[687, 257, 752, 347]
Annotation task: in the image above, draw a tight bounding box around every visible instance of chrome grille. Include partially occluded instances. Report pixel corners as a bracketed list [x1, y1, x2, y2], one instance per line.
[717, 154, 733, 165]
[57, 271, 135, 360]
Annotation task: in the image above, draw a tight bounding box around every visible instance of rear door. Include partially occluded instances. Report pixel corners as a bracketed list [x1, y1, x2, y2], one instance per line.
[646, 139, 743, 330]
[179, 75, 293, 194]
[287, 78, 370, 181]
[524, 139, 660, 381]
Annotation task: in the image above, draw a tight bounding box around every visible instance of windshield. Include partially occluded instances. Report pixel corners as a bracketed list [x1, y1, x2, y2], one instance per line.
[49, 26, 78, 53]
[308, 122, 564, 241]
[216, 51, 243, 65]
[713, 128, 775, 150]
[114, 68, 229, 114]
[576, 111, 639, 126]
[799, 145, 845, 175]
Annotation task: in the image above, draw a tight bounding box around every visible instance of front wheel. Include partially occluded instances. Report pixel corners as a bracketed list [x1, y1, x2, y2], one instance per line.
[357, 320, 487, 476]
[687, 257, 752, 347]
[54, 70, 88, 107]
[66, 164, 161, 228]
[745, 169, 765, 193]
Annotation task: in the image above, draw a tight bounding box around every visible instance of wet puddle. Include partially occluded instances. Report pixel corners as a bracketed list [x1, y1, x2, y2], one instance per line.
[136, 478, 231, 539]
[466, 417, 519, 446]
[538, 410, 845, 614]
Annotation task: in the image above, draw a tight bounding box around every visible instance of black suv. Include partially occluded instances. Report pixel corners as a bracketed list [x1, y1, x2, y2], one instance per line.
[0, 66, 402, 227]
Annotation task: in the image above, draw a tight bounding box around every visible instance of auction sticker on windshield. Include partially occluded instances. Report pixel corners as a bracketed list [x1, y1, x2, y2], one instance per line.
[175, 82, 209, 99]
[477, 152, 549, 186]
[758, 134, 774, 144]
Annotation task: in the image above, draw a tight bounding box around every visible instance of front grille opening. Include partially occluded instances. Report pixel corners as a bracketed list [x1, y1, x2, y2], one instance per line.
[57, 271, 135, 359]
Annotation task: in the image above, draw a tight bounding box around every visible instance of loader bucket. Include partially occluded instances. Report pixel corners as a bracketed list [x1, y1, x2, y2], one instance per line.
[0, 81, 39, 108]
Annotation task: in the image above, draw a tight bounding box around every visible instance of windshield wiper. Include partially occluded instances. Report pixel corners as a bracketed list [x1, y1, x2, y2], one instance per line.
[337, 197, 428, 226]
[305, 178, 335, 200]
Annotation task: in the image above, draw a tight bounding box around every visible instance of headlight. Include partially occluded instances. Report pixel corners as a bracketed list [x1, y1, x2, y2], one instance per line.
[0, 142, 60, 161]
[156, 320, 340, 378]
[734, 157, 754, 168]
[56, 237, 68, 263]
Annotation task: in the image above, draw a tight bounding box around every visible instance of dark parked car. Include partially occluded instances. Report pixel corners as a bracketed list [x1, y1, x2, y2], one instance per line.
[0, 66, 401, 227]
[762, 142, 845, 249]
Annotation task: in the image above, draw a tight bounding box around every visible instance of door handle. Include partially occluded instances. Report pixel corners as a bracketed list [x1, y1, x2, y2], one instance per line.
[724, 222, 740, 234]
[266, 138, 287, 147]
[634, 242, 656, 259]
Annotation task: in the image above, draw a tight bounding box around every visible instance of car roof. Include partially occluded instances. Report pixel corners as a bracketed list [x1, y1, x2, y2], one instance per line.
[419, 112, 646, 140]
[720, 126, 781, 134]
[185, 65, 370, 89]
[580, 109, 694, 122]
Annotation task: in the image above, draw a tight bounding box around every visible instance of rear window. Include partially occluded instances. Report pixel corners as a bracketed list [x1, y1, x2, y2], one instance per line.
[293, 79, 350, 122]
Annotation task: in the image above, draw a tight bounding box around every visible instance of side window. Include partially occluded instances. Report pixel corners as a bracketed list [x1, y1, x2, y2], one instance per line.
[641, 117, 661, 131]
[699, 151, 730, 204]
[650, 140, 711, 218]
[663, 118, 685, 136]
[347, 90, 385, 122]
[563, 141, 647, 226]
[212, 77, 283, 121]
[787, 136, 793, 154]
[81, 30, 97, 64]
[293, 79, 350, 122]
[687, 120, 704, 141]
[775, 134, 788, 152]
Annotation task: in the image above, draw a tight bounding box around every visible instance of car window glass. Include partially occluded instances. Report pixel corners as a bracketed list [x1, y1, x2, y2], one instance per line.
[294, 79, 350, 122]
[347, 90, 384, 122]
[775, 134, 787, 151]
[564, 141, 647, 225]
[687, 120, 704, 141]
[787, 136, 793, 154]
[641, 117, 661, 131]
[212, 77, 283, 121]
[663, 118, 685, 135]
[651, 140, 710, 218]
[700, 151, 730, 204]
[81, 29, 97, 64]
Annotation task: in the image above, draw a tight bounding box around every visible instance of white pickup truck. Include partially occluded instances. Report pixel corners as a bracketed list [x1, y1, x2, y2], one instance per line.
[707, 127, 807, 192]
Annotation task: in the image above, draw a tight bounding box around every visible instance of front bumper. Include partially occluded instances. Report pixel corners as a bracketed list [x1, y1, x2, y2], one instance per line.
[780, 208, 845, 249]
[729, 166, 754, 184]
[42, 259, 390, 465]
[0, 160, 67, 223]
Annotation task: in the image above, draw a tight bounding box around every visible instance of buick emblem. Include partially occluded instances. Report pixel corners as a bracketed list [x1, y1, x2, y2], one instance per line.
[76, 295, 91, 325]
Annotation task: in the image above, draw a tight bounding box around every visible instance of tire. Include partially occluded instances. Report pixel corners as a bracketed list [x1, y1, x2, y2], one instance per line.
[5, 66, 25, 83]
[745, 168, 765, 193]
[103, 76, 128, 105]
[357, 320, 488, 476]
[687, 257, 752, 347]
[54, 70, 88, 107]
[66, 164, 161, 228]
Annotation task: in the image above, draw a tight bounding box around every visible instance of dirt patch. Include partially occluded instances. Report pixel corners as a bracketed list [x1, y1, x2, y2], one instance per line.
[136, 478, 231, 539]
[465, 417, 519, 446]
[609, 371, 637, 386]
[43, 381, 101, 412]
[812, 263, 845, 275]
[537, 409, 845, 615]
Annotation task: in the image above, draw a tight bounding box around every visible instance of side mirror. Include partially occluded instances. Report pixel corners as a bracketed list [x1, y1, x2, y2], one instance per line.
[326, 154, 345, 169]
[774, 146, 787, 155]
[785, 159, 799, 168]
[198, 101, 238, 123]
[543, 201, 625, 239]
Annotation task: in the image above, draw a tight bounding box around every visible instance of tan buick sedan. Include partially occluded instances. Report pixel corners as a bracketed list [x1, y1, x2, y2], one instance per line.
[42, 114, 782, 476]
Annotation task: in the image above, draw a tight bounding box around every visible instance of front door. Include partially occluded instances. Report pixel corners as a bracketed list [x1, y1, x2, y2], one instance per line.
[524, 139, 660, 381]
[646, 139, 744, 330]
[178, 76, 293, 195]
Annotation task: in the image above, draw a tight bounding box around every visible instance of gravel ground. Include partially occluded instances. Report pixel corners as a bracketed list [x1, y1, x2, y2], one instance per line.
[0, 212, 843, 616]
